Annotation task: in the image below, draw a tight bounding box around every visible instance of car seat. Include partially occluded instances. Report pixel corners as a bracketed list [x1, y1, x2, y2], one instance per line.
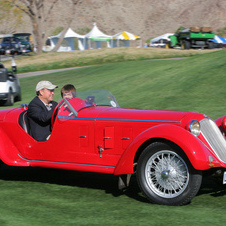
[19, 110, 31, 134]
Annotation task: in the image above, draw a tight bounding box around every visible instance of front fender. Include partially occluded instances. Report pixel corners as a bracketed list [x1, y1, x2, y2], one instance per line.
[0, 128, 30, 166]
[114, 124, 211, 175]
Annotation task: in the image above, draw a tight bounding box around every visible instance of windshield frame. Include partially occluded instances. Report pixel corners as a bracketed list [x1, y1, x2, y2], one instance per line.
[57, 90, 119, 118]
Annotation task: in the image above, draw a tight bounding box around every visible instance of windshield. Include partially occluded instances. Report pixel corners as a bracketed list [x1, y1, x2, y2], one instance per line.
[57, 90, 119, 117]
[14, 34, 31, 43]
[2, 37, 19, 43]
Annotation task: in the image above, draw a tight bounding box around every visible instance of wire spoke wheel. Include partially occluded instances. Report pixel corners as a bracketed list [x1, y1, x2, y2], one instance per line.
[137, 142, 202, 205]
[145, 150, 189, 198]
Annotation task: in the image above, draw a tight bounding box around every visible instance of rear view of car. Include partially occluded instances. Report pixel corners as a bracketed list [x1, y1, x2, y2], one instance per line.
[0, 36, 22, 55]
[13, 33, 34, 53]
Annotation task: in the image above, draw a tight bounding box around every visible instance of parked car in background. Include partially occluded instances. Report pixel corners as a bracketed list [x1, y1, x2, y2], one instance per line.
[150, 33, 174, 48]
[0, 34, 22, 55]
[149, 39, 168, 48]
[0, 61, 21, 106]
[13, 33, 34, 53]
[0, 90, 226, 205]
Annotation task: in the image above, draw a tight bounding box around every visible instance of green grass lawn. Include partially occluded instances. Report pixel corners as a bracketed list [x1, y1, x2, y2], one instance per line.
[3, 47, 218, 73]
[19, 49, 226, 119]
[1, 49, 226, 225]
[0, 166, 225, 226]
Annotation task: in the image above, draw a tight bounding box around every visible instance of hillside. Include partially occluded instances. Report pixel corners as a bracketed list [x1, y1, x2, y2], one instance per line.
[14, 0, 226, 42]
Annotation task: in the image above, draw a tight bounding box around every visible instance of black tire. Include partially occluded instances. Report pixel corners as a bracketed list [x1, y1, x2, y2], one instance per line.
[0, 100, 4, 106]
[15, 88, 22, 102]
[208, 42, 214, 49]
[17, 92, 22, 101]
[182, 40, 191, 49]
[165, 42, 172, 49]
[136, 142, 202, 206]
[4, 90, 14, 106]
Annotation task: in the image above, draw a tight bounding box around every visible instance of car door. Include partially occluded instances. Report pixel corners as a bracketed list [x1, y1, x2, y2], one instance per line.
[95, 119, 133, 167]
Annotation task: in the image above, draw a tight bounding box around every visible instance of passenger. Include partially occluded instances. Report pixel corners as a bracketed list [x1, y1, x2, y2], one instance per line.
[61, 84, 76, 100]
[58, 84, 77, 116]
[27, 80, 58, 141]
[59, 84, 86, 115]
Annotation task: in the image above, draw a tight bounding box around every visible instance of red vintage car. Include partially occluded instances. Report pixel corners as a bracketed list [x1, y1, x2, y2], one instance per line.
[0, 90, 226, 205]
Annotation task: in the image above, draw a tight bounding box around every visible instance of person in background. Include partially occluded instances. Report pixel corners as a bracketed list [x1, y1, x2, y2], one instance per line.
[61, 84, 76, 99]
[27, 80, 58, 141]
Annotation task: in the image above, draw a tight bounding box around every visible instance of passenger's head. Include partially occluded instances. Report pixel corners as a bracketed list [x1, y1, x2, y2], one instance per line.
[61, 84, 76, 99]
[36, 80, 58, 104]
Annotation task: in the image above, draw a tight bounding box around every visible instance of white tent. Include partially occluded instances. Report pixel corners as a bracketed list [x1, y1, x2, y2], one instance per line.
[84, 23, 112, 49]
[111, 31, 141, 47]
[150, 33, 173, 47]
[45, 28, 85, 52]
[113, 31, 140, 40]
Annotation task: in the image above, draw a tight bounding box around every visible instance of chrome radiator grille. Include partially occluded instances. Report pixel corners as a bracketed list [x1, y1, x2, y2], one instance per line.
[200, 118, 226, 163]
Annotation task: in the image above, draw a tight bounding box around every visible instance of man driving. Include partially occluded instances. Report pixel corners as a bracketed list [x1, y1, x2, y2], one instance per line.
[27, 80, 58, 141]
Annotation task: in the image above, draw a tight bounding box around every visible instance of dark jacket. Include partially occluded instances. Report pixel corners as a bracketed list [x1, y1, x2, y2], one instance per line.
[27, 96, 58, 141]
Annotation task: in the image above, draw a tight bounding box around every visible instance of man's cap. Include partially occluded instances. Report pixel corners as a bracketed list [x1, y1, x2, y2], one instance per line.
[36, 81, 58, 91]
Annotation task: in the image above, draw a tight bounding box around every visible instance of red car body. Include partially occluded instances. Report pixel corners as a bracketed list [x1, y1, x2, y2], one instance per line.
[0, 90, 226, 205]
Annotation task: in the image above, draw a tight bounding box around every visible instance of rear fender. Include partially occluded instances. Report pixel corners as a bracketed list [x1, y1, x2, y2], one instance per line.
[0, 128, 30, 166]
[114, 124, 211, 175]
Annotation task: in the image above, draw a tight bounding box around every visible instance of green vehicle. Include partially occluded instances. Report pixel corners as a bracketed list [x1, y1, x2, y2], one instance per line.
[166, 27, 215, 49]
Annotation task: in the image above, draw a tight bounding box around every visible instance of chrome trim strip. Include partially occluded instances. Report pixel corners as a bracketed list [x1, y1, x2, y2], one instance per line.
[18, 154, 115, 168]
[58, 115, 95, 120]
[96, 118, 180, 123]
[58, 115, 180, 123]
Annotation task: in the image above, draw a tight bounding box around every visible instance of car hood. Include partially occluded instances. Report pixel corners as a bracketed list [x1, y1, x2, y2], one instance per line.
[95, 107, 196, 123]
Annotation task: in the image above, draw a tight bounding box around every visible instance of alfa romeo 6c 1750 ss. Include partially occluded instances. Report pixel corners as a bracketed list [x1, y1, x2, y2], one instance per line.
[0, 90, 226, 205]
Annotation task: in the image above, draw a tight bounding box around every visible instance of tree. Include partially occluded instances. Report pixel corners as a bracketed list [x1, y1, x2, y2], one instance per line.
[0, 1, 23, 34]
[3, 0, 60, 54]
[2, 0, 82, 54]
[50, 0, 82, 52]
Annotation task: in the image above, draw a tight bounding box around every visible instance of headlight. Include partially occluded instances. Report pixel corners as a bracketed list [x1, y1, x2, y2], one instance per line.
[188, 120, 200, 136]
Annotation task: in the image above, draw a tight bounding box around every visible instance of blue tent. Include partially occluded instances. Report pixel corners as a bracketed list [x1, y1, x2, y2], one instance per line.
[211, 35, 226, 43]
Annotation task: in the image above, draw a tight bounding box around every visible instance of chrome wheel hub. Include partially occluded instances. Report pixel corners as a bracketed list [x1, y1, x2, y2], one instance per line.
[145, 150, 189, 198]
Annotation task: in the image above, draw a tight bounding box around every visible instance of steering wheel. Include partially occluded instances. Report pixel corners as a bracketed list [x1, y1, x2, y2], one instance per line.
[51, 98, 87, 127]
[64, 98, 78, 117]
